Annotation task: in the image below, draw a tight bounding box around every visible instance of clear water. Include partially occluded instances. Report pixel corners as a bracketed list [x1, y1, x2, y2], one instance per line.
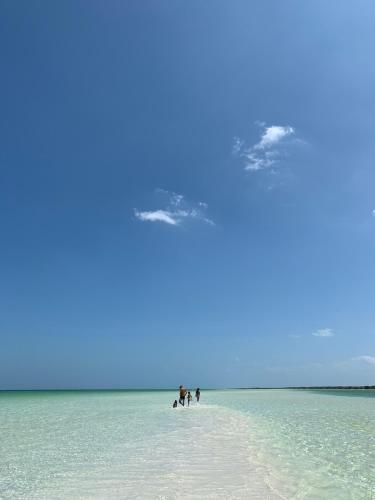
[0, 389, 374, 499]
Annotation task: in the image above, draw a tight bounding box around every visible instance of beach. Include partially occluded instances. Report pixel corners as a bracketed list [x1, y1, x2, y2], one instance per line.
[1, 389, 374, 499]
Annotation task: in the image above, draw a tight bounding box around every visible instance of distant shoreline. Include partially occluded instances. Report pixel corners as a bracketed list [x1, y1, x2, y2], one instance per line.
[0, 386, 374, 392]
[235, 386, 375, 390]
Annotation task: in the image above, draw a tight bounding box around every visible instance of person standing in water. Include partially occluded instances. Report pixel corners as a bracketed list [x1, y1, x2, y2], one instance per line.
[195, 388, 201, 402]
[179, 385, 187, 406]
[187, 391, 192, 406]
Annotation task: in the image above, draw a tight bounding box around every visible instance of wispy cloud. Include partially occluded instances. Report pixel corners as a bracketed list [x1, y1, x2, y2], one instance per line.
[254, 125, 294, 150]
[352, 355, 375, 365]
[312, 328, 334, 337]
[232, 137, 244, 156]
[288, 334, 301, 339]
[134, 190, 214, 227]
[233, 123, 296, 171]
[134, 209, 177, 225]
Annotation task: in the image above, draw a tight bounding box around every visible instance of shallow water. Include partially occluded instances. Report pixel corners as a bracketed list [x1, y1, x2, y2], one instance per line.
[0, 389, 374, 499]
[209, 389, 375, 499]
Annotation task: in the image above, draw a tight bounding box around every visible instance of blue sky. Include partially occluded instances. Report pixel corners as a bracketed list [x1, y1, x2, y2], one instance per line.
[1, 1, 375, 389]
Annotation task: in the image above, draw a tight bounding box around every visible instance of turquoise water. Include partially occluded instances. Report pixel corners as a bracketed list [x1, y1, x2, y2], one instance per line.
[0, 389, 374, 499]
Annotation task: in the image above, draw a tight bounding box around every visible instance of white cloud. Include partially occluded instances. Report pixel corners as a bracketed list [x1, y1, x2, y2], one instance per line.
[372, 209, 375, 217]
[243, 152, 275, 171]
[352, 355, 375, 365]
[312, 328, 334, 337]
[254, 125, 295, 150]
[134, 209, 177, 225]
[233, 123, 296, 172]
[134, 190, 214, 227]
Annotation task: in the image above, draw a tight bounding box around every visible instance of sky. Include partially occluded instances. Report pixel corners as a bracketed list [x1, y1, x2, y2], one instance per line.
[1, 1, 375, 389]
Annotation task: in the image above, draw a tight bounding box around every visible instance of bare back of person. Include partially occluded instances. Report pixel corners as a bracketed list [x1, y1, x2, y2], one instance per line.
[179, 385, 187, 406]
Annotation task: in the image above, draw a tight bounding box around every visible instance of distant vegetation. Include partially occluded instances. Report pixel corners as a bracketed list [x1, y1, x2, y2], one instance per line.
[236, 386, 375, 390]
[288, 386, 375, 390]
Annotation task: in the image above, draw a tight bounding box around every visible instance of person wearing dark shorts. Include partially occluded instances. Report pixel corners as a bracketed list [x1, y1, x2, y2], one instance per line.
[195, 388, 200, 402]
[179, 385, 187, 406]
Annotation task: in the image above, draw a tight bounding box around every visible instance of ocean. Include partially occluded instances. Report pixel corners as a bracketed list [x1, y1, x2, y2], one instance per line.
[0, 389, 374, 499]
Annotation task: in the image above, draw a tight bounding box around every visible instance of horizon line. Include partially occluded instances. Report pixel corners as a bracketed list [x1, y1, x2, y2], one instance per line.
[1, 385, 374, 392]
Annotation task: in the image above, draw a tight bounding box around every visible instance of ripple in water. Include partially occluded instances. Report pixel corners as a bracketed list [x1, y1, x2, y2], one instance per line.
[0, 390, 374, 499]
